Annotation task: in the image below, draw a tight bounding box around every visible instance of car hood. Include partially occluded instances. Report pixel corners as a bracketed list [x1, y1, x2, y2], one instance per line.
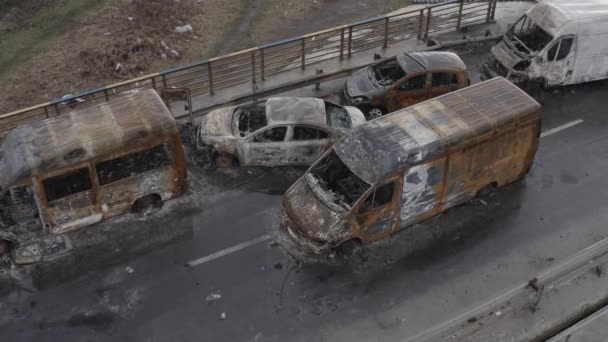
[199, 106, 236, 137]
[344, 106, 366, 127]
[346, 68, 384, 98]
[491, 40, 524, 70]
[283, 177, 343, 242]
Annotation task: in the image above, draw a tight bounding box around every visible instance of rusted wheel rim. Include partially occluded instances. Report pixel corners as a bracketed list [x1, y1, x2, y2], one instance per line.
[215, 154, 233, 168]
[368, 108, 383, 119]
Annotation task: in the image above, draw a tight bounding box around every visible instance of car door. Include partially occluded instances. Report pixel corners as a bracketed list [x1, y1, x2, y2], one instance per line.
[542, 36, 576, 86]
[242, 125, 289, 166]
[387, 73, 429, 112]
[287, 125, 332, 165]
[354, 177, 402, 243]
[430, 71, 461, 98]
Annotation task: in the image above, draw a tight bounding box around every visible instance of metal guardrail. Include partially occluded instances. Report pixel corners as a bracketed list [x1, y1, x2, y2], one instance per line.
[0, 0, 497, 137]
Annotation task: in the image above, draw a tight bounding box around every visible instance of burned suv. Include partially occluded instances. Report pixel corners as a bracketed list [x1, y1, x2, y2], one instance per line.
[343, 51, 469, 119]
[196, 97, 366, 168]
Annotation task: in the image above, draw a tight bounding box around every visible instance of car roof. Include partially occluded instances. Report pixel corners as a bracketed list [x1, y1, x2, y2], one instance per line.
[0, 89, 177, 188]
[396, 51, 466, 73]
[265, 97, 327, 126]
[334, 77, 541, 184]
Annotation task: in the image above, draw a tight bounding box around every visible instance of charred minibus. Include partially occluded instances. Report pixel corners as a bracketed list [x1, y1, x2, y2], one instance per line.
[281, 77, 542, 256]
[0, 90, 187, 260]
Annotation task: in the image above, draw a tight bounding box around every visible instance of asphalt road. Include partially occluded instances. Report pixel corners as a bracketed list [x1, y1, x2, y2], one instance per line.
[3, 48, 608, 342]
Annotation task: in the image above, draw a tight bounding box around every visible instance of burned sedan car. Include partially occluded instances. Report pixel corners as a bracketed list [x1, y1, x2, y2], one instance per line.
[483, 0, 608, 88]
[197, 97, 366, 168]
[280, 78, 541, 258]
[343, 51, 469, 119]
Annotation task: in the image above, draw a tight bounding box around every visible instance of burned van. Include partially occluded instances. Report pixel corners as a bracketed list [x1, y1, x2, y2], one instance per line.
[281, 77, 541, 256]
[483, 0, 608, 88]
[0, 90, 187, 260]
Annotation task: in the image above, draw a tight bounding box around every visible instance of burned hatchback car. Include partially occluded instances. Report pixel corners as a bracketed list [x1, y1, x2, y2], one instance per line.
[343, 51, 469, 119]
[197, 97, 366, 168]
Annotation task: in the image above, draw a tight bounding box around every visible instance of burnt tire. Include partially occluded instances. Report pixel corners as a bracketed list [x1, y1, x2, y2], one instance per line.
[335, 239, 362, 258]
[131, 194, 162, 215]
[477, 182, 497, 197]
[214, 153, 237, 169]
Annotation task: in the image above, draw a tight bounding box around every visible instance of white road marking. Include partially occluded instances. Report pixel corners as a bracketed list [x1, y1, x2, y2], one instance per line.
[186, 119, 585, 268]
[541, 119, 583, 138]
[186, 234, 272, 267]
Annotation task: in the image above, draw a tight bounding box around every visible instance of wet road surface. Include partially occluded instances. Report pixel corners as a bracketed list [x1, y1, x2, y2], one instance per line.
[3, 49, 608, 342]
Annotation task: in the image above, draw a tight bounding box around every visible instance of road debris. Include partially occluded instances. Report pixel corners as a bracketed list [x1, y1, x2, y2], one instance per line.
[220, 312, 227, 320]
[175, 24, 193, 33]
[125, 266, 134, 274]
[206, 292, 222, 303]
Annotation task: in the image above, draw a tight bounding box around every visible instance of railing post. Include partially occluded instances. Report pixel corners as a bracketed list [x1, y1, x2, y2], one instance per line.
[162, 74, 168, 89]
[417, 9, 424, 39]
[348, 26, 353, 58]
[54, 103, 60, 116]
[340, 28, 345, 60]
[424, 7, 432, 42]
[486, 0, 493, 23]
[207, 62, 214, 95]
[44, 106, 49, 119]
[260, 48, 266, 80]
[301, 38, 306, 70]
[103, 89, 110, 101]
[251, 50, 257, 84]
[383, 17, 390, 49]
[152, 76, 157, 90]
[456, 0, 464, 30]
[490, 0, 498, 21]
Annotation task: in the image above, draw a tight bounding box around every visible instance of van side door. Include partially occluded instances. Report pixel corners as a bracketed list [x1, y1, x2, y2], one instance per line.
[387, 72, 430, 112]
[399, 159, 445, 229]
[542, 36, 576, 86]
[287, 125, 332, 165]
[354, 177, 402, 242]
[39, 165, 102, 234]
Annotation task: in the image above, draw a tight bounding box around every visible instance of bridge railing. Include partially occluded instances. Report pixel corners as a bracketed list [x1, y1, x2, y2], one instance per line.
[0, 0, 497, 137]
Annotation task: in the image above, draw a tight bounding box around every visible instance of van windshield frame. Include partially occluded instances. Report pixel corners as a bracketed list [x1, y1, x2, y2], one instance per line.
[506, 15, 553, 55]
[305, 150, 371, 212]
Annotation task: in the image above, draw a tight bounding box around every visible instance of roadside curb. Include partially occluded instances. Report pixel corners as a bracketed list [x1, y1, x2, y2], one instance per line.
[403, 237, 608, 341]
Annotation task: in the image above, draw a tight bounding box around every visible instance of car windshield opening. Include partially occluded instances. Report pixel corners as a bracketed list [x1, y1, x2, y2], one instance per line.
[507, 15, 553, 54]
[235, 101, 268, 137]
[306, 150, 370, 211]
[372, 59, 406, 86]
[325, 101, 352, 129]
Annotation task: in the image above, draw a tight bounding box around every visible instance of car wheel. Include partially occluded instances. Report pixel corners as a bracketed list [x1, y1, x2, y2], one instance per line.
[367, 107, 385, 120]
[215, 153, 236, 168]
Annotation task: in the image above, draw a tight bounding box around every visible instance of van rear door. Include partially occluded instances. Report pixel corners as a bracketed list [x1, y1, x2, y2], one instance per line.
[542, 36, 576, 86]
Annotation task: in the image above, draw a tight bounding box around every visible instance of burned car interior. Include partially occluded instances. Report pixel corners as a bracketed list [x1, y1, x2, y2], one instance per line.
[307, 151, 370, 211]
[372, 58, 406, 86]
[236, 100, 268, 137]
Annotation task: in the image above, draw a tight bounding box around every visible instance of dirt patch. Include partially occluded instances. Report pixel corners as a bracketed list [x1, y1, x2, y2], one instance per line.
[0, 0, 244, 114]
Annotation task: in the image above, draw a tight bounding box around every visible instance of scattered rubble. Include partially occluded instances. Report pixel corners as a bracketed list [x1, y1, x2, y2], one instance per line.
[175, 24, 193, 33]
[206, 291, 222, 303]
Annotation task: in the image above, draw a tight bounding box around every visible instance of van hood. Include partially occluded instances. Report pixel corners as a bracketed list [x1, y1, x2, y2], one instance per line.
[283, 177, 343, 242]
[346, 68, 384, 98]
[199, 106, 236, 137]
[491, 41, 525, 70]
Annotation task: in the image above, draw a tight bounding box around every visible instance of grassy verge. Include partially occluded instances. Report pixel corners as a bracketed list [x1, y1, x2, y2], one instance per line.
[0, 0, 114, 79]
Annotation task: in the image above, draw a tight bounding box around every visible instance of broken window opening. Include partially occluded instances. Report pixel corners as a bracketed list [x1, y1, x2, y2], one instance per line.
[293, 126, 329, 141]
[359, 182, 395, 214]
[236, 101, 268, 137]
[548, 38, 573, 61]
[372, 58, 406, 86]
[507, 15, 553, 54]
[307, 151, 370, 211]
[253, 126, 287, 143]
[43, 168, 92, 202]
[325, 101, 352, 129]
[432, 72, 459, 87]
[399, 74, 426, 91]
[96, 144, 172, 186]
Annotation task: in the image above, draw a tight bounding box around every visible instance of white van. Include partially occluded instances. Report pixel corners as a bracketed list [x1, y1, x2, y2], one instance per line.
[483, 0, 608, 88]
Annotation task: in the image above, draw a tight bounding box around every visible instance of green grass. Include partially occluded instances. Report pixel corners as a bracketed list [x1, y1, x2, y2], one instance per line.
[0, 0, 115, 79]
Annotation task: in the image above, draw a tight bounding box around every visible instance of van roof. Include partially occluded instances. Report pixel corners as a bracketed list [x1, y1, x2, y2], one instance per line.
[0, 89, 177, 188]
[527, 0, 608, 36]
[334, 77, 541, 184]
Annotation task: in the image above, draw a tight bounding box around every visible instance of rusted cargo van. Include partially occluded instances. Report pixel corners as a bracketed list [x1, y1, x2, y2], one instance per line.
[280, 77, 541, 256]
[0, 89, 188, 252]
